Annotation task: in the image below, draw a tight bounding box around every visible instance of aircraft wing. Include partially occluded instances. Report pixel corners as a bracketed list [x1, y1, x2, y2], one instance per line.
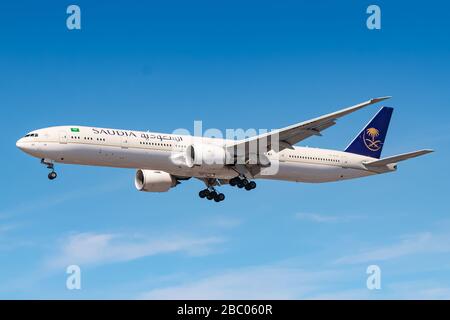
[363, 149, 434, 167]
[226, 96, 391, 158]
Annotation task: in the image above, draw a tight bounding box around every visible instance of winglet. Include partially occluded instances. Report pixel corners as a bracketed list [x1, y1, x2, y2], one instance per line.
[370, 96, 392, 104]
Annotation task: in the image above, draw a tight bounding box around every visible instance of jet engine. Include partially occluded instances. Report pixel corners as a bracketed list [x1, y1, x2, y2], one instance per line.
[185, 144, 231, 168]
[135, 169, 177, 192]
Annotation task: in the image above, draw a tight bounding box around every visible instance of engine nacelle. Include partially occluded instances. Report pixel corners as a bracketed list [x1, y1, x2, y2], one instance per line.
[185, 144, 229, 168]
[135, 169, 177, 192]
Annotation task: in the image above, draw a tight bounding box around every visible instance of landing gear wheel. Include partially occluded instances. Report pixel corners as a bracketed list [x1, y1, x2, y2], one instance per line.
[207, 190, 217, 200]
[214, 193, 225, 202]
[48, 171, 57, 180]
[242, 179, 249, 186]
[201, 178, 225, 202]
[248, 181, 256, 189]
[229, 178, 238, 187]
[237, 181, 244, 188]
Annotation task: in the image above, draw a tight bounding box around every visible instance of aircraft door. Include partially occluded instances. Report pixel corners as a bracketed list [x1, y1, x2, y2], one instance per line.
[59, 131, 68, 144]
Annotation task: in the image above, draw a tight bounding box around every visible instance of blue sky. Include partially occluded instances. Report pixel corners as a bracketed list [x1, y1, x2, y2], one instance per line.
[0, 0, 449, 299]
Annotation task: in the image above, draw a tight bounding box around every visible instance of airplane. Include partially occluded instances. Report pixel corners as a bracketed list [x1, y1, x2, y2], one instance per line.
[16, 96, 433, 202]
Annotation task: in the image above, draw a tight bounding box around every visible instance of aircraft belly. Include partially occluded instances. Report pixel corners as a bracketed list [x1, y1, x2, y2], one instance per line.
[50, 144, 172, 170]
[49, 144, 235, 178]
[260, 161, 370, 183]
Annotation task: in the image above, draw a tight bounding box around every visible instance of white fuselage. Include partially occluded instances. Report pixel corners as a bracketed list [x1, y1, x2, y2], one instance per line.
[16, 126, 391, 183]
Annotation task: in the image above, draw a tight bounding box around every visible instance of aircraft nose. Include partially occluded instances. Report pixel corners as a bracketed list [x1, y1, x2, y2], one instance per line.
[16, 138, 34, 153]
[16, 138, 25, 150]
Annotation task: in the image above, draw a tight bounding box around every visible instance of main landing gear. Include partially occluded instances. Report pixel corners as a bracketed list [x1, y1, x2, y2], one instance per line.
[41, 159, 57, 180]
[199, 189, 226, 202]
[198, 176, 256, 202]
[229, 177, 256, 191]
[199, 178, 225, 202]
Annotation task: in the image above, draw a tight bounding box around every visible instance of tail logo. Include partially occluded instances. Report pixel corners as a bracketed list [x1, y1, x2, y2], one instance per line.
[363, 127, 382, 151]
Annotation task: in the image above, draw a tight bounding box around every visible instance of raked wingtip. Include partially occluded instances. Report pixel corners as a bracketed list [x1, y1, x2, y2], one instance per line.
[371, 96, 392, 103]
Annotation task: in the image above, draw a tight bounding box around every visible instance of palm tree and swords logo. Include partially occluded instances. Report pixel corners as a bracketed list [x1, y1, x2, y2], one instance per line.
[363, 127, 382, 151]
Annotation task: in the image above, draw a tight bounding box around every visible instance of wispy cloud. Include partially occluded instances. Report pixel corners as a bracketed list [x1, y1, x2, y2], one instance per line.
[0, 223, 17, 235]
[309, 284, 450, 300]
[0, 223, 34, 251]
[386, 281, 450, 300]
[139, 264, 339, 300]
[335, 232, 450, 264]
[138, 259, 450, 300]
[0, 180, 126, 218]
[45, 232, 224, 269]
[295, 212, 362, 223]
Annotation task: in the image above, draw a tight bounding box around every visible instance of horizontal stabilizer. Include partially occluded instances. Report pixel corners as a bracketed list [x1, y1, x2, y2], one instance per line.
[364, 149, 434, 167]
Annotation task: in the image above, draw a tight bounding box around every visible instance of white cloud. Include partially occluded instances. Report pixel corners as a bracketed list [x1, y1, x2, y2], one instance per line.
[138, 261, 450, 300]
[0, 179, 127, 219]
[0, 223, 17, 235]
[139, 265, 340, 300]
[311, 284, 450, 300]
[137, 228, 450, 300]
[45, 232, 224, 269]
[335, 232, 450, 264]
[295, 212, 361, 223]
[417, 287, 450, 299]
[381, 281, 450, 300]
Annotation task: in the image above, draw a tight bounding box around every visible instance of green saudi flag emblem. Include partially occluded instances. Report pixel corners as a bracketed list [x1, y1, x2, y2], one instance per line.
[71, 128, 80, 132]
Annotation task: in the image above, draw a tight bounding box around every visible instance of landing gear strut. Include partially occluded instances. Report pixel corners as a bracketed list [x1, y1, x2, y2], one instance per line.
[41, 159, 57, 180]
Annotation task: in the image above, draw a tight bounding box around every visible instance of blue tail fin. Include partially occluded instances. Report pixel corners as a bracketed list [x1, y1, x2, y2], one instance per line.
[344, 106, 393, 159]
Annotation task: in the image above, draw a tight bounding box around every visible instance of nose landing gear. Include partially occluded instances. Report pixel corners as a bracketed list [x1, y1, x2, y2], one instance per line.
[41, 159, 57, 180]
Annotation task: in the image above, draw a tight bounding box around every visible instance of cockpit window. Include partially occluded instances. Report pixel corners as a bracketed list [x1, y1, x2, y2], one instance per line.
[24, 133, 38, 137]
